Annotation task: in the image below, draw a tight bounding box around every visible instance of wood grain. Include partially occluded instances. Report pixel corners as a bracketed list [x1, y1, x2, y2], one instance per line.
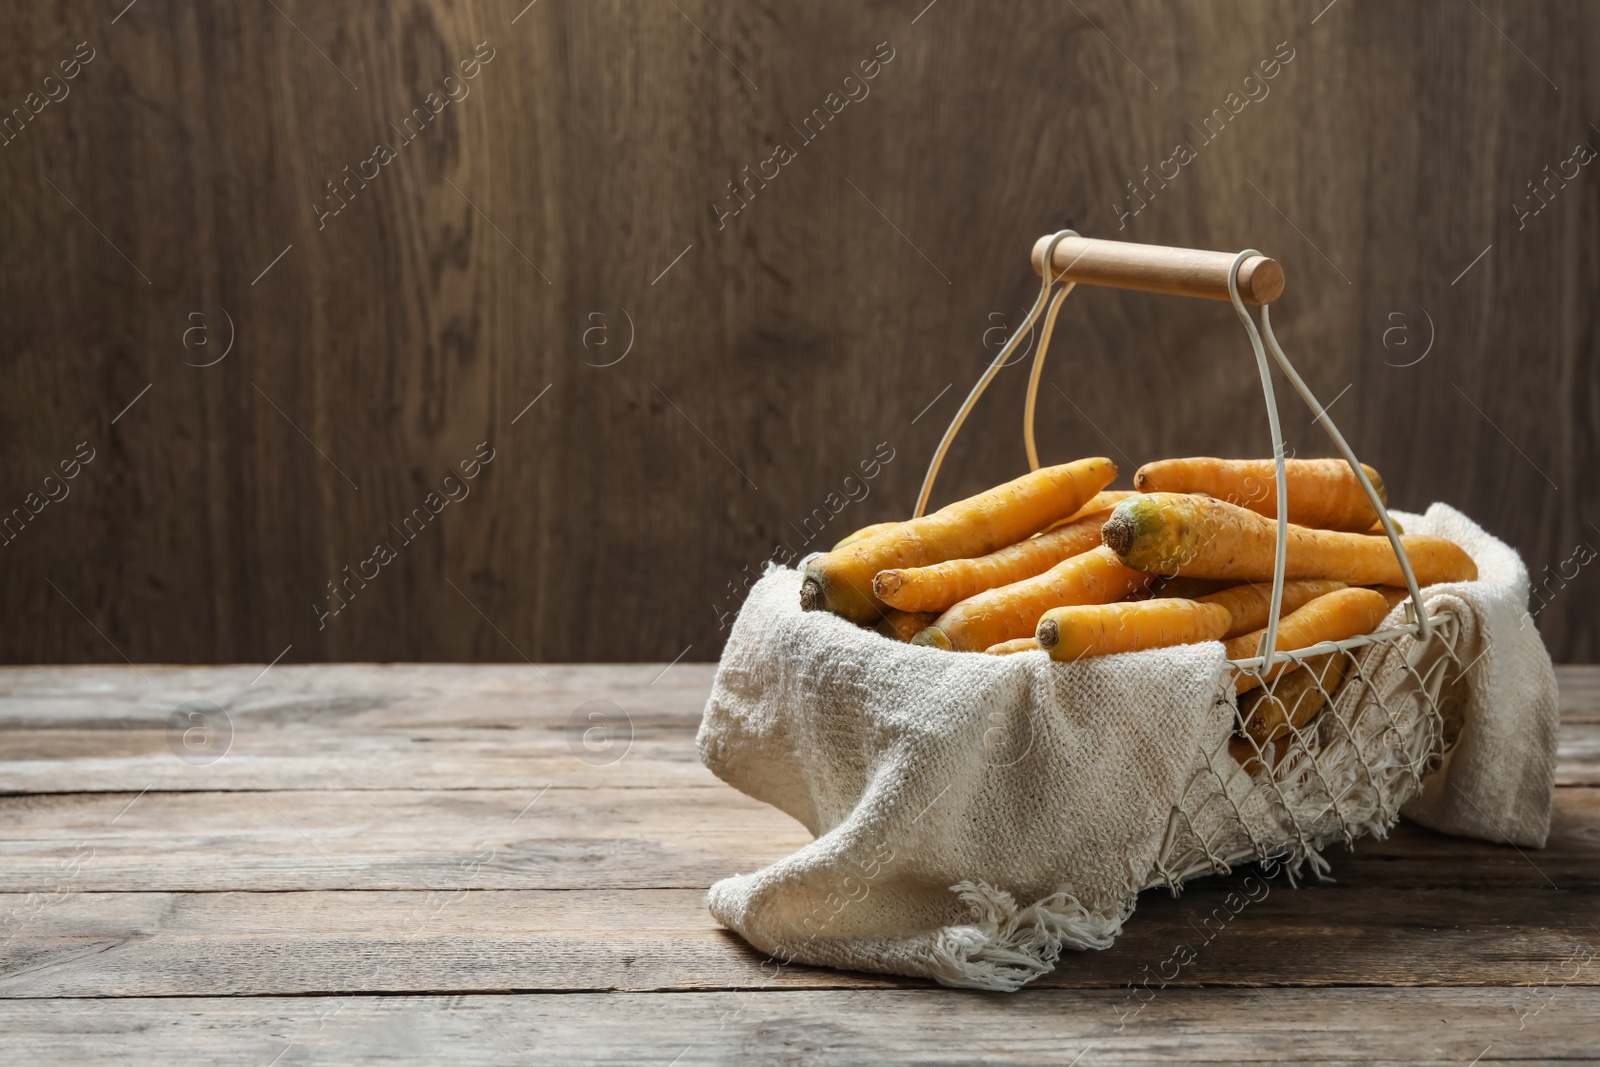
[3, 882, 1597, 997]
[1, 665, 1594, 790]
[0, 785, 810, 892]
[2, 779, 1595, 894]
[0, 662, 1594, 1063]
[0, 2, 1596, 665]
[0, 663, 723, 790]
[2, 990, 1596, 1065]
[1030, 235, 1284, 304]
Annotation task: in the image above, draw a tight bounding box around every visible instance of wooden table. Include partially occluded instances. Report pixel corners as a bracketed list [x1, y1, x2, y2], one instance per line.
[1, 664, 1595, 1065]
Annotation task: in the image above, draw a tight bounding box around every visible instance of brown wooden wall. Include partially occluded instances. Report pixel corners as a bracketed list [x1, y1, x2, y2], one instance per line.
[2, 0, 1596, 665]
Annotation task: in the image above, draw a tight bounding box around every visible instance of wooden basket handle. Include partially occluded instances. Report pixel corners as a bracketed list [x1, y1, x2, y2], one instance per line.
[1030, 234, 1285, 305]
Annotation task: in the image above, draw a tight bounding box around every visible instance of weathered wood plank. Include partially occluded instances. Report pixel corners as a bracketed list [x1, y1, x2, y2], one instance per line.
[1558, 663, 1600, 722]
[0, 663, 720, 790]
[0, 665, 1594, 791]
[0, 664, 718, 722]
[5, 664, 1592, 724]
[0, 785, 808, 892]
[1, 784, 1594, 894]
[19, 722, 1580, 787]
[1, 989, 1594, 1065]
[1559, 724, 1600, 784]
[2, 881, 1596, 998]
[0, 662, 1593, 1060]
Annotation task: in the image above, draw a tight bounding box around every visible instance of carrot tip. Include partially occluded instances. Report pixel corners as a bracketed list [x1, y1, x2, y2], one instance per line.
[1036, 617, 1059, 650]
[1101, 510, 1135, 557]
[1365, 464, 1388, 505]
[799, 578, 822, 612]
[912, 627, 952, 650]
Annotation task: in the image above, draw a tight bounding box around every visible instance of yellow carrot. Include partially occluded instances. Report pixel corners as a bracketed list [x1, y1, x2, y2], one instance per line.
[833, 520, 901, 551]
[801, 457, 1116, 623]
[1133, 457, 1386, 531]
[875, 609, 939, 643]
[1035, 599, 1232, 661]
[1047, 489, 1138, 530]
[1102, 493, 1477, 586]
[1199, 579, 1348, 639]
[1230, 733, 1300, 774]
[1240, 653, 1348, 746]
[1149, 576, 1235, 600]
[1224, 586, 1389, 693]
[1124, 576, 1231, 603]
[914, 545, 1149, 652]
[1229, 735, 1269, 775]
[873, 507, 1112, 613]
[1367, 585, 1412, 612]
[985, 637, 1041, 656]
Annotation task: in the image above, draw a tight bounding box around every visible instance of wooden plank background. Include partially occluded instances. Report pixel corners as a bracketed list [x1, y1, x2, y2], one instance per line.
[1, 0, 1596, 665]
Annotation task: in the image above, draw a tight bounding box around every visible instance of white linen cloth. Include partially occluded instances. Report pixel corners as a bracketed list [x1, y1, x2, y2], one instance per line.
[696, 504, 1558, 990]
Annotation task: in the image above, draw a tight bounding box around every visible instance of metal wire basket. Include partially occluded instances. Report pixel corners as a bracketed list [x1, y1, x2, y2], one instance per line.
[915, 231, 1468, 890]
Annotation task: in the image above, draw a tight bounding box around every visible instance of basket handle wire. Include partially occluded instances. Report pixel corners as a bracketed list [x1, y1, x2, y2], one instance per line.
[1234, 260, 1433, 650]
[912, 235, 1432, 668]
[1023, 282, 1076, 472]
[1224, 249, 1294, 667]
[913, 230, 1080, 519]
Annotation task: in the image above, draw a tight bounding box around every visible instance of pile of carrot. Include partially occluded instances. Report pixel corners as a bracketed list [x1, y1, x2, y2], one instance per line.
[800, 455, 1479, 766]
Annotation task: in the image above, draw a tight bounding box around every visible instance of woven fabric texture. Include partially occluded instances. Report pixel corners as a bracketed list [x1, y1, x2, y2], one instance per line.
[697, 504, 1556, 990]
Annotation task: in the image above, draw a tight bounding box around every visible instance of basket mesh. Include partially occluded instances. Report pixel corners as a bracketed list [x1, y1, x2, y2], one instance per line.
[1148, 608, 1468, 890]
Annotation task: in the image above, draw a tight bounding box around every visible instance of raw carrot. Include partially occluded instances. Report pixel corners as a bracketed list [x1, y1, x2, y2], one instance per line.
[1228, 735, 1270, 775]
[1133, 457, 1386, 531]
[1047, 489, 1138, 530]
[873, 507, 1112, 613]
[1102, 493, 1478, 586]
[1367, 517, 1404, 536]
[1148, 576, 1235, 600]
[801, 457, 1116, 623]
[833, 521, 901, 551]
[1198, 579, 1348, 639]
[985, 637, 1041, 656]
[1241, 653, 1348, 746]
[1230, 734, 1301, 774]
[875, 609, 939, 643]
[1123, 582, 1160, 603]
[1122, 577, 1231, 602]
[1035, 599, 1232, 661]
[1223, 586, 1389, 693]
[914, 545, 1149, 652]
[1368, 585, 1412, 612]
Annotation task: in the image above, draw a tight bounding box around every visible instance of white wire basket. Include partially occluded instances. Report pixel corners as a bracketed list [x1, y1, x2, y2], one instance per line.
[915, 231, 1469, 890]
